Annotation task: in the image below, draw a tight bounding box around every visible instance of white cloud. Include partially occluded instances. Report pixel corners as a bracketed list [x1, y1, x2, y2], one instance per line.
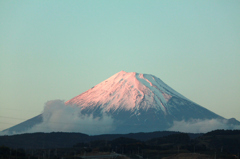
[25, 100, 115, 135]
[168, 119, 240, 133]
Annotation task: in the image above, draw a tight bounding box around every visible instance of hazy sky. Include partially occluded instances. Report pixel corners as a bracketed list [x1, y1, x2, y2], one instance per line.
[0, 1, 240, 131]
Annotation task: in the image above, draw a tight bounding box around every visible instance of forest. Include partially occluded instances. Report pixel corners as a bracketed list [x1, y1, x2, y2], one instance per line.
[0, 130, 240, 159]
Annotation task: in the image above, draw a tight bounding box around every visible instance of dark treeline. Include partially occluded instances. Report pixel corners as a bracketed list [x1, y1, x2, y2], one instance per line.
[0, 130, 240, 159]
[0, 131, 201, 149]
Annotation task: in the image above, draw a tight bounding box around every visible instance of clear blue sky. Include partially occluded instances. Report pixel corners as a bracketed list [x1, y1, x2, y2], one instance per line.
[0, 0, 240, 131]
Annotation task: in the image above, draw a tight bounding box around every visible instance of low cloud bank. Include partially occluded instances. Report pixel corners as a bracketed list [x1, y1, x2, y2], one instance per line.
[168, 119, 240, 133]
[25, 100, 115, 135]
[2, 100, 240, 136]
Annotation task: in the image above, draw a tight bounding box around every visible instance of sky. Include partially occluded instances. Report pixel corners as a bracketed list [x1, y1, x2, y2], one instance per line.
[0, 0, 240, 131]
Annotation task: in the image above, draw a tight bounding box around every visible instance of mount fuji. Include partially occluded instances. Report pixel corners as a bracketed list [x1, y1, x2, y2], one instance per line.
[2, 71, 240, 135]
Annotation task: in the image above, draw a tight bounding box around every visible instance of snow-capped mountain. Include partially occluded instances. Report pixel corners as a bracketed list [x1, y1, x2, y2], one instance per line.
[65, 71, 224, 133]
[2, 71, 239, 135]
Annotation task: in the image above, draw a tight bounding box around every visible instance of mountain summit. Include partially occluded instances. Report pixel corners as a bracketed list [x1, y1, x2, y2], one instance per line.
[66, 71, 189, 114]
[2, 71, 239, 135]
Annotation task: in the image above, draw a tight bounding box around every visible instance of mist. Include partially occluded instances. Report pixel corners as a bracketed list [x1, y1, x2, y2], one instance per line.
[25, 100, 115, 135]
[168, 119, 240, 133]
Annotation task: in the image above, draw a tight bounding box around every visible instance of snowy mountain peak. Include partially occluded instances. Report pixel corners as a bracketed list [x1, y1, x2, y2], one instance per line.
[65, 71, 189, 114]
[4, 71, 235, 135]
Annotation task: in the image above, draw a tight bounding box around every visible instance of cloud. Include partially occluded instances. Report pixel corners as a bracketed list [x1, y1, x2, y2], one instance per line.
[25, 100, 115, 135]
[168, 119, 240, 133]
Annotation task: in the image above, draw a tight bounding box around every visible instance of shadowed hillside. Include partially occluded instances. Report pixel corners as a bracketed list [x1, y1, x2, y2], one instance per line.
[0, 130, 239, 159]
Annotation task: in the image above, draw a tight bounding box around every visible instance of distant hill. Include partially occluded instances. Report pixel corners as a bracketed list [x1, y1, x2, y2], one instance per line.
[1, 130, 239, 159]
[0, 131, 201, 149]
[196, 129, 240, 154]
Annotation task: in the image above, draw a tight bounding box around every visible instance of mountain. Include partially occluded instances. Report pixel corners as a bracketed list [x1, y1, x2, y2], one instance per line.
[1, 71, 239, 135]
[65, 71, 224, 133]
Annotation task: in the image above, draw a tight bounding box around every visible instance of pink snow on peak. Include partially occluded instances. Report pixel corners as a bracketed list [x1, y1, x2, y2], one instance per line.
[65, 71, 188, 113]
